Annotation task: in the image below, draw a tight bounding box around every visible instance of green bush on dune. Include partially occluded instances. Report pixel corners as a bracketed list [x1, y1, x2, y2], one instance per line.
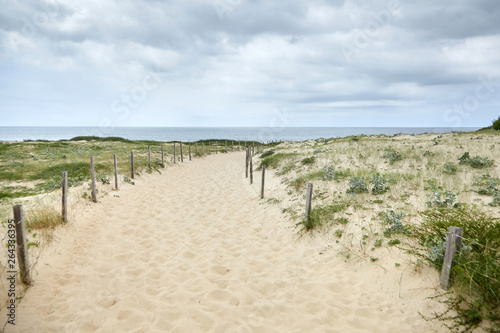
[492, 116, 500, 131]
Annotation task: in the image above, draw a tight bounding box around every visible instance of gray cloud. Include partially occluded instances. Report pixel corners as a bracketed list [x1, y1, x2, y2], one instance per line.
[0, 0, 499, 128]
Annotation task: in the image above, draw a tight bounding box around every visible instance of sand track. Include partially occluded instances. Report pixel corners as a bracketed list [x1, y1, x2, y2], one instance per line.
[10, 152, 444, 332]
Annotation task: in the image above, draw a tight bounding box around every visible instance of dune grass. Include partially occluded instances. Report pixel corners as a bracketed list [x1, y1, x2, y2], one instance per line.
[257, 130, 500, 331]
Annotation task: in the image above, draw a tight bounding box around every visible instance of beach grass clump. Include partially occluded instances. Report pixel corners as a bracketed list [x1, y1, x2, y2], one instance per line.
[260, 150, 275, 158]
[371, 174, 389, 195]
[260, 153, 296, 169]
[442, 162, 458, 174]
[298, 203, 350, 232]
[322, 166, 351, 181]
[301, 156, 316, 165]
[412, 208, 500, 331]
[25, 204, 64, 230]
[346, 177, 368, 194]
[426, 190, 458, 208]
[290, 171, 325, 191]
[383, 150, 402, 164]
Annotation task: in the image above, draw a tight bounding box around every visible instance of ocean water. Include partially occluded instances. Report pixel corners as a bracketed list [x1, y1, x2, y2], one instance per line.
[0, 126, 480, 142]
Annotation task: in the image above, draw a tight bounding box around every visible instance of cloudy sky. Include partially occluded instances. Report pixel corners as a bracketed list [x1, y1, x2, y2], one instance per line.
[1, 0, 499, 128]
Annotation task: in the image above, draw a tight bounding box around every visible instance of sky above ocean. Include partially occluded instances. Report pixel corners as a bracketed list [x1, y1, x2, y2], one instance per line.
[0, 1, 499, 128]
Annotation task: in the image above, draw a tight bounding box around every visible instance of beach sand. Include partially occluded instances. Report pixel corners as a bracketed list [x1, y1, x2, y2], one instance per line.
[7, 152, 446, 332]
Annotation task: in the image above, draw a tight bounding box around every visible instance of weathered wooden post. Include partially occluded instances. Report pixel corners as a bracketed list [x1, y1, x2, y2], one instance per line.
[195, 142, 198, 155]
[180, 142, 184, 162]
[173, 142, 176, 163]
[114, 154, 118, 190]
[13, 205, 31, 285]
[245, 148, 249, 178]
[148, 146, 151, 168]
[216, 141, 218, 154]
[62, 171, 68, 222]
[440, 226, 464, 290]
[252, 142, 255, 156]
[161, 145, 164, 167]
[90, 156, 97, 203]
[225, 140, 227, 152]
[304, 183, 313, 222]
[202, 142, 205, 154]
[250, 158, 253, 184]
[130, 151, 135, 178]
[260, 165, 265, 199]
[189, 143, 192, 161]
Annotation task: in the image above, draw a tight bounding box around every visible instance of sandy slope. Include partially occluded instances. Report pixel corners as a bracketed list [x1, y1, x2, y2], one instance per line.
[8, 152, 446, 332]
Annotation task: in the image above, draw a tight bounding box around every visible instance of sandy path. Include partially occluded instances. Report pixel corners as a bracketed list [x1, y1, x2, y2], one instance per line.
[9, 152, 444, 332]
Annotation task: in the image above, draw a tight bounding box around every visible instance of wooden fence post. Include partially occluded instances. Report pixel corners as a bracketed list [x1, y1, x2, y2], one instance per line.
[130, 151, 135, 179]
[173, 142, 176, 163]
[13, 205, 31, 285]
[216, 141, 218, 154]
[180, 142, 184, 162]
[225, 140, 227, 151]
[90, 156, 97, 203]
[304, 183, 313, 222]
[62, 171, 68, 222]
[189, 143, 192, 161]
[161, 145, 164, 167]
[440, 226, 464, 290]
[202, 142, 205, 154]
[250, 158, 253, 184]
[245, 148, 249, 178]
[148, 146, 151, 168]
[114, 154, 118, 190]
[260, 165, 265, 199]
[195, 142, 198, 155]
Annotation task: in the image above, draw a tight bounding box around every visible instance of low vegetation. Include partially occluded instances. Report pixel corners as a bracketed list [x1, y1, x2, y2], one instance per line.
[256, 130, 500, 331]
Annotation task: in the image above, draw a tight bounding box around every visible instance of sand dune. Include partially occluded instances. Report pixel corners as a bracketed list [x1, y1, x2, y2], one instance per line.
[9, 152, 446, 332]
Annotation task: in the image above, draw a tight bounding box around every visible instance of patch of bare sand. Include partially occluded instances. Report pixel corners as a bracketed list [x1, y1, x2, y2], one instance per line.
[8, 152, 446, 332]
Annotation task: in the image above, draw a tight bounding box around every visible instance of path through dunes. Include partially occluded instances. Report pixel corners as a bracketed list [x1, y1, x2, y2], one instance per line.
[11, 152, 445, 332]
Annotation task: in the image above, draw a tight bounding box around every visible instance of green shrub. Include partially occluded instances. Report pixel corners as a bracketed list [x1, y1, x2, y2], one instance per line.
[427, 190, 458, 207]
[489, 191, 500, 207]
[469, 156, 494, 168]
[458, 152, 494, 168]
[387, 239, 401, 246]
[458, 152, 471, 165]
[383, 150, 402, 164]
[381, 210, 406, 236]
[412, 208, 500, 331]
[301, 156, 316, 165]
[371, 174, 389, 195]
[442, 162, 458, 174]
[346, 177, 368, 194]
[492, 116, 500, 130]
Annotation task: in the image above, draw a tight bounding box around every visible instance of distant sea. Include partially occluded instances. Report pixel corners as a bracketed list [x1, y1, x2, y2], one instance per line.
[0, 127, 481, 142]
